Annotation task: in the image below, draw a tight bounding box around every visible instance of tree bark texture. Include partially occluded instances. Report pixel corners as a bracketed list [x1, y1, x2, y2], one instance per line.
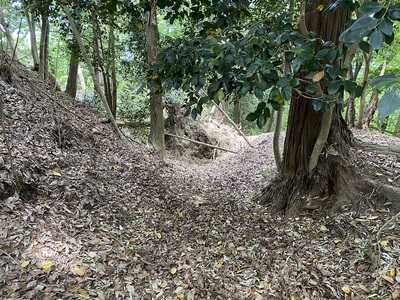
[39, 12, 50, 80]
[146, 0, 165, 160]
[65, 52, 79, 98]
[258, 0, 359, 215]
[233, 95, 241, 126]
[217, 99, 229, 125]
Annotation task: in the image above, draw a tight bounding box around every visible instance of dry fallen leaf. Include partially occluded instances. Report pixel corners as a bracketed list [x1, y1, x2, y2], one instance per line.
[170, 267, 177, 275]
[381, 274, 394, 284]
[73, 267, 85, 276]
[41, 261, 52, 272]
[320, 225, 328, 232]
[21, 260, 30, 268]
[390, 268, 396, 277]
[342, 285, 351, 294]
[52, 171, 61, 176]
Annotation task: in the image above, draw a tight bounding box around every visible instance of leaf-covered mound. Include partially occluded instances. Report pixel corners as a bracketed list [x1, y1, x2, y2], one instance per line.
[1, 56, 400, 299]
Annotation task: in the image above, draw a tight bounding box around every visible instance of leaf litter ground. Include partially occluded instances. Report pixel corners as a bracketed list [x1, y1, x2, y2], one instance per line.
[0, 57, 400, 299]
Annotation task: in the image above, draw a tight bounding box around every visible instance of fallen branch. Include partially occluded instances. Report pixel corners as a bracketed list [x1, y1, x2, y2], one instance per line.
[165, 132, 238, 154]
[211, 100, 254, 148]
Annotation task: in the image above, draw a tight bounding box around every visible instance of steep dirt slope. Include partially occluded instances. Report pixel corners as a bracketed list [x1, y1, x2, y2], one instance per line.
[1, 55, 400, 299]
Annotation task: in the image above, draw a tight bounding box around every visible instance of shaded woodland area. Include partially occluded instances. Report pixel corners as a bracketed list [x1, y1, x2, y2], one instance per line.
[1, 0, 400, 299]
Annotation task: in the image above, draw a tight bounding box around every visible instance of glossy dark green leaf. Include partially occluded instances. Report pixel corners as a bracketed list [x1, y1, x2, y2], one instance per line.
[327, 49, 337, 62]
[378, 91, 400, 119]
[256, 115, 266, 128]
[343, 80, 357, 92]
[370, 29, 384, 50]
[355, 85, 364, 97]
[254, 88, 264, 100]
[359, 41, 371, 53]
[315, 49, 329, 58]
[306, 84, 317, 94]
[388, 7, 400, 20]
[370, 74, 398, 89]
[351, 16, 378, 30]
[327, 80, 342, 95]
[246, 112, 259, 122]
[289, 78, 300, 88]
[263, 107, 271, 119]
[312, 100, 324, 112]
[358, 1, 382, 15]
[281, 86, 292, 101]
[378, 19, 393, 36]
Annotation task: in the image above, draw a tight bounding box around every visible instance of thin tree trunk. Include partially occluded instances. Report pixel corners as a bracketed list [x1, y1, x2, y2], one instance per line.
[26, 12, 39, 69]
[394, 112, 400, 137]
[39, 12, 50, 80]
[357, 51, 372, 129]
[233, 95, 241, 126]
[145, 0, 165, 160]
[265, 108, 275, 132]
[77, 65, 86, 90]
[362, 60, 386, 129]
[217, 99, 228, 124]
[0, 8, 20, 60]
[65, 52, 79, 98]
[62, 4, 121, 137]
[109, 22, 117, 118]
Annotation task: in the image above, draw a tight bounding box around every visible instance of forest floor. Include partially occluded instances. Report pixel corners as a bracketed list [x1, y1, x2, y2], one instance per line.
[1, 56, 400, 300]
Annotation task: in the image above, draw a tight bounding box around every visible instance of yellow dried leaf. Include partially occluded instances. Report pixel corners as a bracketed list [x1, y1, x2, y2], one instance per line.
[170, 267, 177, 275]
[390, 268, 397, 277]
[21, 260, 30, 268]
[313, 71, 325, 82]
[136, 22, 143, 30]
[320, 225, 328, 232]
[74, 267, 85, 276]
[215, 262, 223, 269]
[79, 289, 89, 298]
[52, 171, 61, 177]
[380, 240, 389, 246]
[381, 274, 394, 284]
[291, 296, 296, 300]
[342, 285, 351, 294]
[376, 172, 384, 176]
[156, 232, 162, 239]
[368, 216, 378, 220]
[392, 289, 400, 299]
[275, 95, 284, 105]
[317, 4, 324, 11]
[177, 293, 185, 299]
[42, 261, 52, 271]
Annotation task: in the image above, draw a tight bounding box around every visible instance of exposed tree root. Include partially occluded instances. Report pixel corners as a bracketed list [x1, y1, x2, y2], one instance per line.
[253, 157, 400, 217]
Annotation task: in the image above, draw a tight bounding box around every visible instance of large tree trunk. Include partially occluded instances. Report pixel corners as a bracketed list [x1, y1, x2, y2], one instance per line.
[256, 0, 363, 215]
[65, 52, 79, 98]
[146, 0, 165, 160]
